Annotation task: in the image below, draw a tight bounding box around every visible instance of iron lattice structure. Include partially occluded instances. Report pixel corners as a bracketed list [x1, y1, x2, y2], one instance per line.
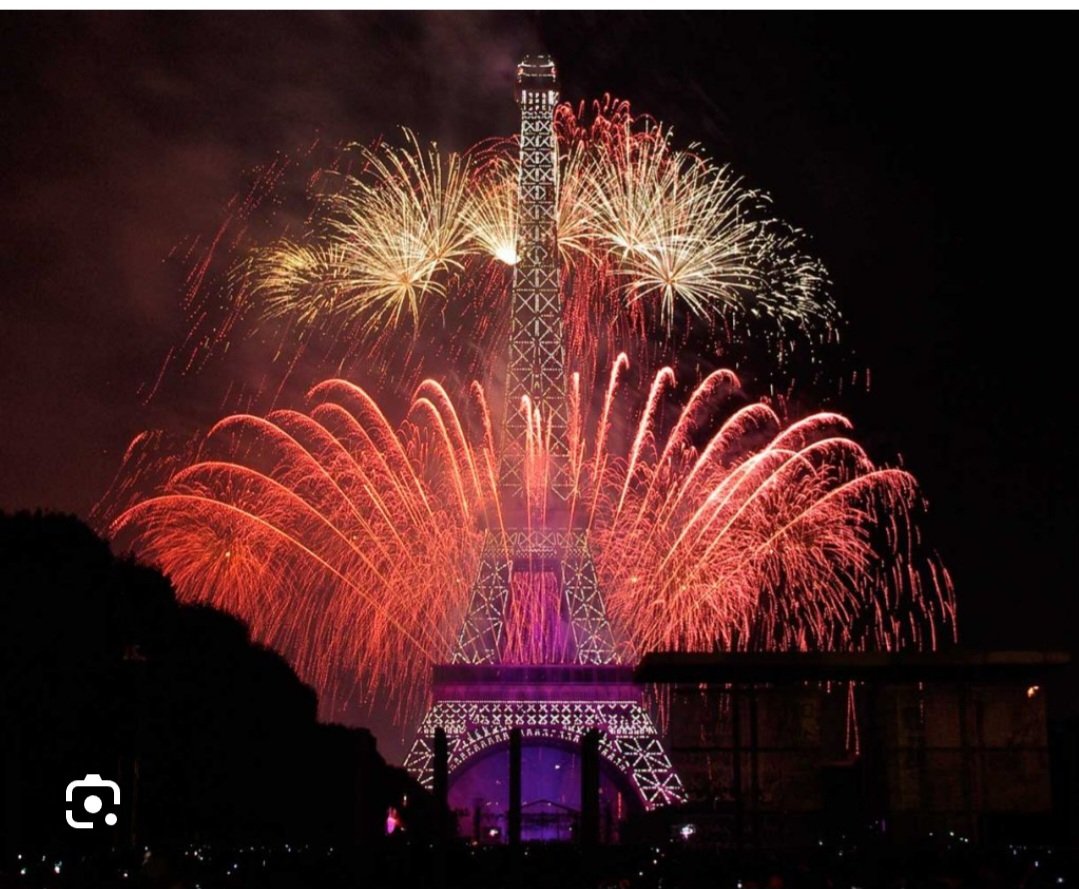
[407, 55, 685, 813]
[499, 55, 571, 504]
[404, 700, 686, 810]
[453, 530, 617, 665]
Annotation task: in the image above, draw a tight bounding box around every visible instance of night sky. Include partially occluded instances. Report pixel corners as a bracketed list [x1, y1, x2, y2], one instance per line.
[2, 13, 1076, 725]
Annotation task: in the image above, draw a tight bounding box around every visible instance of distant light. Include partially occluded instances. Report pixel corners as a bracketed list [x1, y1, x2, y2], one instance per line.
[1028, 685, 1040, 698]
[678, 823, 696, 840]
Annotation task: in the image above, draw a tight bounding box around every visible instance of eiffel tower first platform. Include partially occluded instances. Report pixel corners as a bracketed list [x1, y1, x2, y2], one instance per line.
[403, 55, 684, 838]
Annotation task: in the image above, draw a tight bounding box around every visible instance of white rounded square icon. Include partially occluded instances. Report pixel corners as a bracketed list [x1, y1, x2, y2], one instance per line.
[65, 774, 120, 829]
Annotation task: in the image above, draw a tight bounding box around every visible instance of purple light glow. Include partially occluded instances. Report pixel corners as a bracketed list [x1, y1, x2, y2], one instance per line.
[448, 741, 635, 843]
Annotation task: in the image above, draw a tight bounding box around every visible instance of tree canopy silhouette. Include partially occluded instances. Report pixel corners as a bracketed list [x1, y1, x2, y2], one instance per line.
[0, 511, 428, 856]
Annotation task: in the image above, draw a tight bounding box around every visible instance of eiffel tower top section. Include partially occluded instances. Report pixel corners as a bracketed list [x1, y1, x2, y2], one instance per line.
[498, 55, 571, 512]
[515, 54, 558, 99]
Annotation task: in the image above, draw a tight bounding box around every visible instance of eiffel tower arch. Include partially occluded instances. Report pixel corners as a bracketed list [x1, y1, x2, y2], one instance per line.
[404, 55, 684, 838]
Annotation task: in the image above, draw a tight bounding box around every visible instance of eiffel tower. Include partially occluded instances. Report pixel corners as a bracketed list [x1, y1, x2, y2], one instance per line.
[404, 55, 684, 820]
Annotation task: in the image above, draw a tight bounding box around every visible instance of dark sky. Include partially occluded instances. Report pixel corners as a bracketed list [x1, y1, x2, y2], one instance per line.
[1, 13, 1075, 697]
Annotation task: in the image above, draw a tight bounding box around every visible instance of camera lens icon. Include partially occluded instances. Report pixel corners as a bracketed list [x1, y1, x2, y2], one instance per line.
[65, 774, 120, 829]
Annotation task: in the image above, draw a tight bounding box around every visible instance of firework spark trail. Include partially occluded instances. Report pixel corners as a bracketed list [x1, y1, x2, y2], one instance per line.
[140, 98, 837, 452]
[249, 131, 479, 331]
[109, 359, 955, 721]
[112, 381, 481, 718]
[220, 102, 832, 389]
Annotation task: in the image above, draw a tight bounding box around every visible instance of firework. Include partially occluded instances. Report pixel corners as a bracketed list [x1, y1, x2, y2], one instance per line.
[234, 103, 830, 354]
[466, 154, 520, 266]
[109, 361, 954, 720]
[248, 130, 479, 332]
[151, 98, 838, 430]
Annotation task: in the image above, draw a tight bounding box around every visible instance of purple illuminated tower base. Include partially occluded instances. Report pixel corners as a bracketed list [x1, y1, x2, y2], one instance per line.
[404, 666, 683, 841]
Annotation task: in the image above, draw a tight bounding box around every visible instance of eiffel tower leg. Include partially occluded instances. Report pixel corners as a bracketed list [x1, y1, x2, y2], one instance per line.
[453, 536, 511, 664]
[561, 531, 617, 665]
